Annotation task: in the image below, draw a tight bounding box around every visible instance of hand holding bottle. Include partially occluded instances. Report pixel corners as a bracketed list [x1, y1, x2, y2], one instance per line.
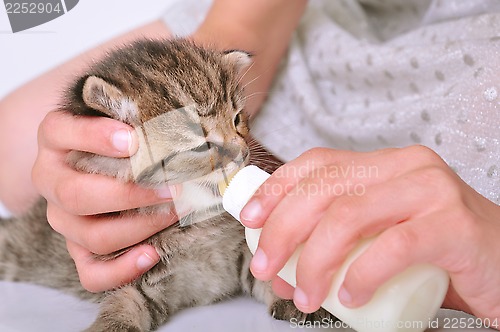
[238, 146, 500, 324]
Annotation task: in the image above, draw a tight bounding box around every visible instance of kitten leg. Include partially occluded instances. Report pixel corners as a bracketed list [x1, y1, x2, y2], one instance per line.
[268, 297, 335, 323]
[248, 274, 337, 324]
[238, 248, 301, 321]
[0, 199, 98, 301]
[68, 151, 133, 182]
[85, 286, 154, 332]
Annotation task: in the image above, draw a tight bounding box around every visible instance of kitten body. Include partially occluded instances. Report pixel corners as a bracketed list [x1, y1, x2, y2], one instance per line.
[0, 39, 331, 331]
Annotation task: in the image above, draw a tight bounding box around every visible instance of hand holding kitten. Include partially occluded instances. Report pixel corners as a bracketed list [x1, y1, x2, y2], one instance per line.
[3, 0, 304, 296]
[32, 110, 177, 292]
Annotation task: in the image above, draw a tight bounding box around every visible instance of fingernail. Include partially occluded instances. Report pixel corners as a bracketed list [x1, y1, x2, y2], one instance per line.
[156, 185, 175, 199]
[338, 286, 353, 305]
[293, 287, 309, 309]
[136, 252, 158, 272]
[112, 129, 132, 153]
[241, 200, 263, 224]
[251, 248, 268, 273]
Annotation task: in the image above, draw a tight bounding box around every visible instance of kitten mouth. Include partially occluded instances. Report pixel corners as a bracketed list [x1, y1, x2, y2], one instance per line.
[217, 150, 250, 194]
[133, 161, 175, 187]
[218, 169, 240, 196]
[135, 160, 247, 190]
[133, 145, 250, 187]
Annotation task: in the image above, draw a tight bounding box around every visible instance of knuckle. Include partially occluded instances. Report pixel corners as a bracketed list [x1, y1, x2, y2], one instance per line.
[66, 242, 104, 293]
[83, 228, 110, 256]
[38, 111, 62, 145]
[333, 197, 360, 227]
[53, 180, 79, 214]
[125, 185, 142, 209]
[377, 147, 399, 155]
[410, 166, 460, 201]
[383, 227, 417, 259]
[345, 261, 369, 291]
[391, 145, 444, 168]
[310, 161, 341, 181]
[414, 166, 446, 185]
[31, 164, 41, 183]
[45, 204, 63, 234]
[67, 254, 95, 292]
[304, 147, 325, 157]
[301, 147, 330, 162]
[55, 176, 90, 215]
[406, 145, 443, 165]
[77, 269, 101, 293]
[320, 200, 361, 245]
[31, 158, 46, 194]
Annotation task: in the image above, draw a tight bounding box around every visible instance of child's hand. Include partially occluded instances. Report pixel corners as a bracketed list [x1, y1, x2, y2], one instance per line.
[32, 111, 177, 292]
[241, 146, 500, 321]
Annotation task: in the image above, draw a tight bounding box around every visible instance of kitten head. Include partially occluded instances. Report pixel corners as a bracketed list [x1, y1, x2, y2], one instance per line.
[65, 39, 252, 188]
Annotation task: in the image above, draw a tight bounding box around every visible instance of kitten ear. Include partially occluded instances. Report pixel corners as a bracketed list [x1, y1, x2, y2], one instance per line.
[223, 50, 252, 75]
[82, 75, 137, 123]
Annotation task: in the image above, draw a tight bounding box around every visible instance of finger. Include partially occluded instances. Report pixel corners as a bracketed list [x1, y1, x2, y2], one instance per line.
[39, 111, 138, 157]
[241, 148, 360, 227]
[240, 146, 430, 228]
[35, 154, 173, 215]
[272, 276, 295, 300]
[249, 150, 425, 282]
[67, 240, 160, 292]
[340, 208, 478, 308]
[338, 222, 432, 307]
[293, 169, 450, 312]
[249, 164, 367, 280]
[48, 203, 177, 255]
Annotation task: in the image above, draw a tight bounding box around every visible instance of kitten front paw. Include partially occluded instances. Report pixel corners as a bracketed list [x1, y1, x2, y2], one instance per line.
[84, 322, 142, 332]
[67, 150, 133, 182]
[269, 298, 337, 324]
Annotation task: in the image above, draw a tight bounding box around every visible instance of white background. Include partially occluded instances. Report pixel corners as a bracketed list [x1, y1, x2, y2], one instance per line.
[0, 2, 490, 331]
[0, 1, 169, 98]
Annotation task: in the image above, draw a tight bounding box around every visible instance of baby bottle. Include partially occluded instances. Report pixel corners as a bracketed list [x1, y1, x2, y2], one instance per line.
[221, 165, 449, 332]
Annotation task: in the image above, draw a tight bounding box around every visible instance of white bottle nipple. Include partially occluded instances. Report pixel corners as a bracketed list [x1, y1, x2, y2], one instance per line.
[222, 165, 449, 332]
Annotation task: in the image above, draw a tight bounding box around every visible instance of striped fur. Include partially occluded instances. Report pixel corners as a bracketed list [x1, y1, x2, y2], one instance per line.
[0, 39, 332, 331]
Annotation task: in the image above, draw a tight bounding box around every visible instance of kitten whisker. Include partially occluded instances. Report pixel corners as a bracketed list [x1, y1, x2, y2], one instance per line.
[240, 74, 262, 91]
[236, 61, 256, 86]
[242, 91, 268, 103]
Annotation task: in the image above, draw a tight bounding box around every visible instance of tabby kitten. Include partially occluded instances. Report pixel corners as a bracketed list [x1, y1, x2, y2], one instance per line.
[0, 39, 331, 331]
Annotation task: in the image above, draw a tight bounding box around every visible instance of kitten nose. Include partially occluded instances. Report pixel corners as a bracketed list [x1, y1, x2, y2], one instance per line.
[214, 141, 248, 166]
[210, 141, 236, 157]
